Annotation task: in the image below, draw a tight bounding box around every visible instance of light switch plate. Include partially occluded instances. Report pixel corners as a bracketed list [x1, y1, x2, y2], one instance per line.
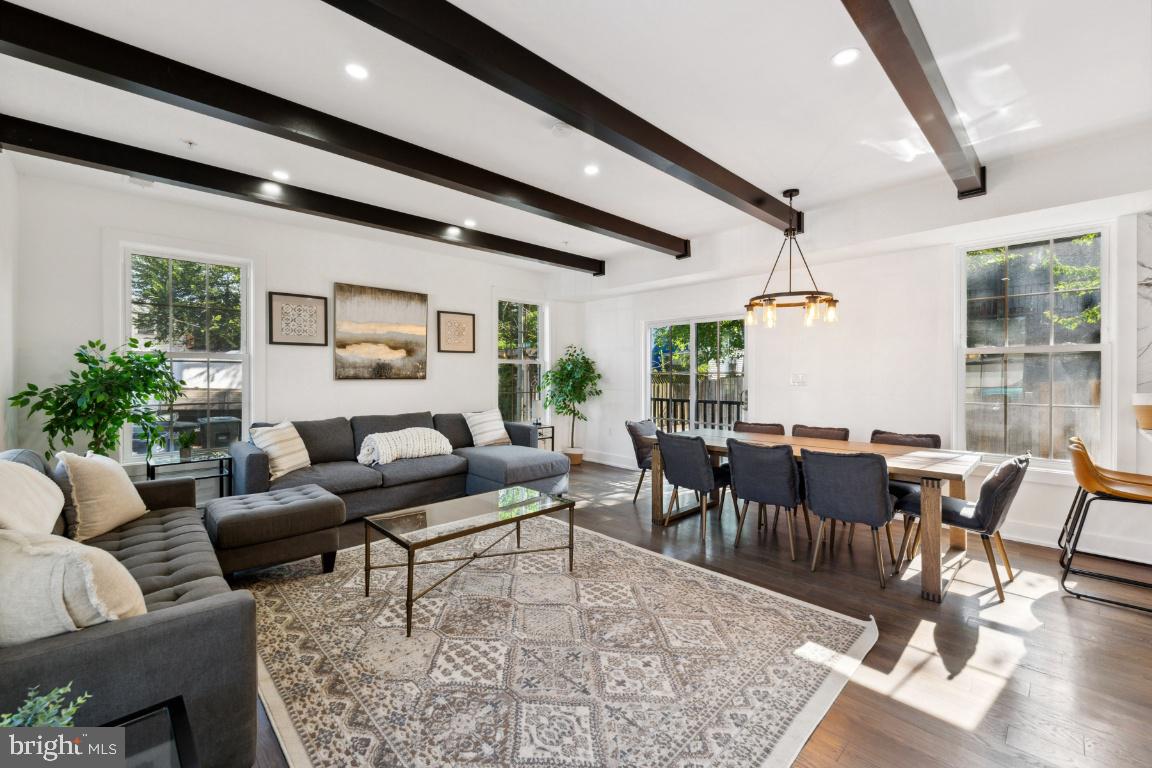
[790, 373, 807, 387]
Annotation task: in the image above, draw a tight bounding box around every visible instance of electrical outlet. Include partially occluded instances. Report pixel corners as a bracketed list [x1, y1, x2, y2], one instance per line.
[790, 373, 807, 387]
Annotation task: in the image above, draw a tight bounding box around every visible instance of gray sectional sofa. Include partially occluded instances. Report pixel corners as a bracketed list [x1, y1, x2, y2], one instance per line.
[230, 411, 570, 520]
[0, 449, 255, 768]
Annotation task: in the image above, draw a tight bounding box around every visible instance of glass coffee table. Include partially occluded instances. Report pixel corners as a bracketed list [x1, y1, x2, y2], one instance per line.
[363, 486, 576, 636]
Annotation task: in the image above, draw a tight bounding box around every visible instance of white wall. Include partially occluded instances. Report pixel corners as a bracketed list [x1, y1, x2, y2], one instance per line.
[12, 172, 558, 454]
[0, 154, 17, 450]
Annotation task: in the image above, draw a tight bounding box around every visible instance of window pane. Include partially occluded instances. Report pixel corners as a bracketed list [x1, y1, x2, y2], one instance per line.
[1005, 293, 1051, 346]
[497, 362, 538, 422]
[1007, 353, 1050, 405]
[1053, 352, 1101, 406]
[1051, 407, 1100, 460]
[965, 403, 1004, 455]
[171, 306, 207, 352]
[170, 259, 207, 307]
[132, 303, 171, 347]
[207, 309, 243, 353]
[1052, 233, 1101, 292]
[967, 298, 1005, 347]
[203, 360, 244, 449]
[966, 248, 1005, 299]
[1007, 404, 1050, 458]
[1052, 290, 1101, 344]
[1006, 240, 1050, 296]
[522, 304, 539, 361]
[965, 353, 1004, 403]
[650, 325, 690, 373]
[131, 254, 170, 306]
[207, 264, 242, 311]
[498, 301, 537, 360]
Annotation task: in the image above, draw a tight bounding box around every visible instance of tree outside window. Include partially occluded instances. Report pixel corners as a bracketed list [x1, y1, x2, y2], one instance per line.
[498, 301, 540, 422]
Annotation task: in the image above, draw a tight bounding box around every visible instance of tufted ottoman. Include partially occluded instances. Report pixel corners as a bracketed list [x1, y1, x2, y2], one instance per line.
[205, 484, 346, 575]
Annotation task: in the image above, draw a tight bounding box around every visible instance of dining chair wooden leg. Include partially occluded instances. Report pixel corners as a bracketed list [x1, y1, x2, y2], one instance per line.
[730, 491, 739, 520]
[910, 519, 922, 560]
[810, 519, 827, 572]
[800, 504, 813, 539]
[735, 500, 750, 547]
[698, 492, 707, 541]
[885, 522, 896, 563]
[894, 517, 913, 575]
[994, 531, 1014, 581]
[829, 520, 837, 551]
[773, 506, 780, 531]
[847, 522, 856, 547]
[664, 486, 679, 525]
[784, 505, 797, 561]
[981, 534, 1006, 602]
[718, 487, 727, 518]
[871, 527, 887, 589]
[633, 468, 647, 504]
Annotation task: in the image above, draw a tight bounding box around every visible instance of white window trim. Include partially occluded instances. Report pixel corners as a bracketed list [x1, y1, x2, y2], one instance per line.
[496, 296, 546, 423]
[953, 223, 1113, 470]
[644, 313, 748, 429]
[118, 243, 252, 464]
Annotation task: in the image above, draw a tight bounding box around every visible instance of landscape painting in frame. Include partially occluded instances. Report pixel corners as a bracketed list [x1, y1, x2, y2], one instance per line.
[333, 283, 428, 379]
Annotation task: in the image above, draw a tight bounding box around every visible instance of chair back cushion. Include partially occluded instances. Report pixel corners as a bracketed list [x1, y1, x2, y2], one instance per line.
[625, 420, 657, 469]
[793, 424, 850, 441]
[800, 449, 893, 526]
[870, 429, 941, 449]
[975, 454, 1030, 533]
[292, 417, 356, 463]
[727, 439, 798, 507]
[656, 431, 715, 493]
[734, 421, 785, 435]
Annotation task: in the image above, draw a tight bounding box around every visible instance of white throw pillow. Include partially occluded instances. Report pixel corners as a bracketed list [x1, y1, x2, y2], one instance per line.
[463, 409, 512, 447]
[0, 461, 65, 534]
[0, 530, 147, 648]
[250, 421, 311, 481]
[358, 427, 454, 465]
[55, 452, 147, 542]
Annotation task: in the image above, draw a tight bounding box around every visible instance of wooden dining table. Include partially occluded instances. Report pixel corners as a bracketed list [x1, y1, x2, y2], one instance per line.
[640, 428, 983, 603]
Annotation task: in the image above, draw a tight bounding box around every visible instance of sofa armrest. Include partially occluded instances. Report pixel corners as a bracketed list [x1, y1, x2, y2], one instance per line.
[230, 441, 270, 495]
[505, 421, 539, 448]
[134, 478, 197, 510]
[0, 590, 257, 768]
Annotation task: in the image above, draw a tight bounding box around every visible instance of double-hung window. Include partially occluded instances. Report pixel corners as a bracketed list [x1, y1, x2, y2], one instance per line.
[963, 231, 1103, 460]
[127, 251, 248, 458]
[498, 300, 540, 422]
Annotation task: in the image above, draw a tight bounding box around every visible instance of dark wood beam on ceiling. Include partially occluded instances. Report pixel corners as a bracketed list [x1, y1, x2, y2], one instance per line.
[0, 114, 605, 275]
[0, 1, 681, 258]
[319, 0, 802, 233]
[841, 0, 986, 199]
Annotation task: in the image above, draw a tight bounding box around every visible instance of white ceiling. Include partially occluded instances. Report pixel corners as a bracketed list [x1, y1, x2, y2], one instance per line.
[3, 0, 1150, 267]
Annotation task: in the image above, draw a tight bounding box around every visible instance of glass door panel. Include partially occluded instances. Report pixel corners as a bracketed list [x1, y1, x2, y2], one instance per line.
[650, 324, 691, 431]
[650, 319, 745, 431]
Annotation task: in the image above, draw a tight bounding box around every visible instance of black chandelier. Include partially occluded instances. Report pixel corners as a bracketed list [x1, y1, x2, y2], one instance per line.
[744, 189, 838, 328]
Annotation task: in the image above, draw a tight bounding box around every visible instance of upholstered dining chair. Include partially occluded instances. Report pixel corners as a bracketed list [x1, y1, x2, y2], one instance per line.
[727, 439, 801, 558]
[624, 419, 657, 503]
[656, 430, 734, 542]
[733, 420, 786, 435]
[802, 449, 896, 588]
[792, 424, 850, 441]
[1062, 441, 1152, 612]
[895, 453, 1029, 602]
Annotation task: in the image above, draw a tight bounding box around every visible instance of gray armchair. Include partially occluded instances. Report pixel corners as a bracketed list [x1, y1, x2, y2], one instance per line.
[656, 430, 733, 541]
[625, 419, 657, 503]
[727, 439, 801, 558]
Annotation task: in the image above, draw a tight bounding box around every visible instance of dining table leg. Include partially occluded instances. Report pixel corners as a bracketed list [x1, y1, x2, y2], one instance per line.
[919, 478, 944, 602]
[650, 443, 665, 525]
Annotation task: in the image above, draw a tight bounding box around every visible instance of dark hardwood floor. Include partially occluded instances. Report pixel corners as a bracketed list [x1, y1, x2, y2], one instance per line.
[254, 462, 1152, 768]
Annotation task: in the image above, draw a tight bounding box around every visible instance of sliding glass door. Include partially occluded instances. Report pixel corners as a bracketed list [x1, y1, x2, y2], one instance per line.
[649, 319, 745, 431]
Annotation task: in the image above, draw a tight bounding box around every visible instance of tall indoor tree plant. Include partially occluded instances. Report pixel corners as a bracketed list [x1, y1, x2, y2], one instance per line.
[8, 339, 185, 460]
[540, 345, 602, 465]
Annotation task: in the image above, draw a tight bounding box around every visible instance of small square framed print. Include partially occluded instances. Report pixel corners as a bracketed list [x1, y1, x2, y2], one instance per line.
[269, 292, 328, 346]
[437, 311, 475, 353]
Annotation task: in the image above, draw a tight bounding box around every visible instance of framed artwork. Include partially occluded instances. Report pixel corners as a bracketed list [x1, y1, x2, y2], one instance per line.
[268, 292, 328, 346]
[437, 311, 475, 353]
[333, 282, 428, 379]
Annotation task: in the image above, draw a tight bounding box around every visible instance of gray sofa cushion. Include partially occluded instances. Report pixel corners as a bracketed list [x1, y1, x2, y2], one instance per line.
[351, 412, 435, 454]
[271, 461, 383, 495]
[0, 448, 50, 475]
[375, 454, 469, 487]
[206, 485, 345, 550]
[84, 507, 230, 611]
[455, 446, 570, 485]
[433, 413, 474, 449]
[293, 417, 355, 464]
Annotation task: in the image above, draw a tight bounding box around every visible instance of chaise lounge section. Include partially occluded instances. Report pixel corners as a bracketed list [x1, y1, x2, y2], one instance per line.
[230, 411, 569, 520]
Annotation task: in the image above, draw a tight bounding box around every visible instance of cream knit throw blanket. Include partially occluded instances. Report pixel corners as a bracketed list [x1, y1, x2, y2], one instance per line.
[357, 428, 454, 465]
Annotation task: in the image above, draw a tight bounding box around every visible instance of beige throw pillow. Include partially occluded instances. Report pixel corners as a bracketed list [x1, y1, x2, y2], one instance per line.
[250, 421, 311, 481]
[55, 452, 147, 542]
[0, 530, 147, 648]
[0, 461, 65, 534]
[463, 409, 512, 447]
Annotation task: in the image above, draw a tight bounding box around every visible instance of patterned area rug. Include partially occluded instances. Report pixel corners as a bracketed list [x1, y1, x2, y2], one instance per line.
[245, 517, 877, 767]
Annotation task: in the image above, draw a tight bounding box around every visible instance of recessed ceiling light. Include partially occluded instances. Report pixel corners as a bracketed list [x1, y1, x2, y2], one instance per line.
[831, 48, 860, 67]
[583, 164, 600, 176]
[344, 62, 369, 80]
[447, 226, 462, 236]
[463, 219, 477, 228]
[260, 182, 282, 195]
[271, 169, 290, 182]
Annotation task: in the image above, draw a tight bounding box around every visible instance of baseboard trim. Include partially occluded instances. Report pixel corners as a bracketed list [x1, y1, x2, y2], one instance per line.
[582, 451, 635, 470]
[997, 520, 1152, 565]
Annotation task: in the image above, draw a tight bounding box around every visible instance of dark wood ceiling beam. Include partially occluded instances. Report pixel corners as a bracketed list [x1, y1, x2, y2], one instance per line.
[0, 114, 605, 275]
[841, 0, 986, 198]
[0, 1, 680, 257]
[319, 0, 801, 232]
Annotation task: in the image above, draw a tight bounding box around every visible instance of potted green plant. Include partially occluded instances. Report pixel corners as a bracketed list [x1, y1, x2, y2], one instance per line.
[8, 338, 185, 460]
[540, 345, 602, 466]
[0, 683, 90, 727]
[177, 429, 198, 459]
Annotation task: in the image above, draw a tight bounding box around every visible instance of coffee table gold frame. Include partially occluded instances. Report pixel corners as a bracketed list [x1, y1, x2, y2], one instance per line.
[363, 496, 576, 636]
